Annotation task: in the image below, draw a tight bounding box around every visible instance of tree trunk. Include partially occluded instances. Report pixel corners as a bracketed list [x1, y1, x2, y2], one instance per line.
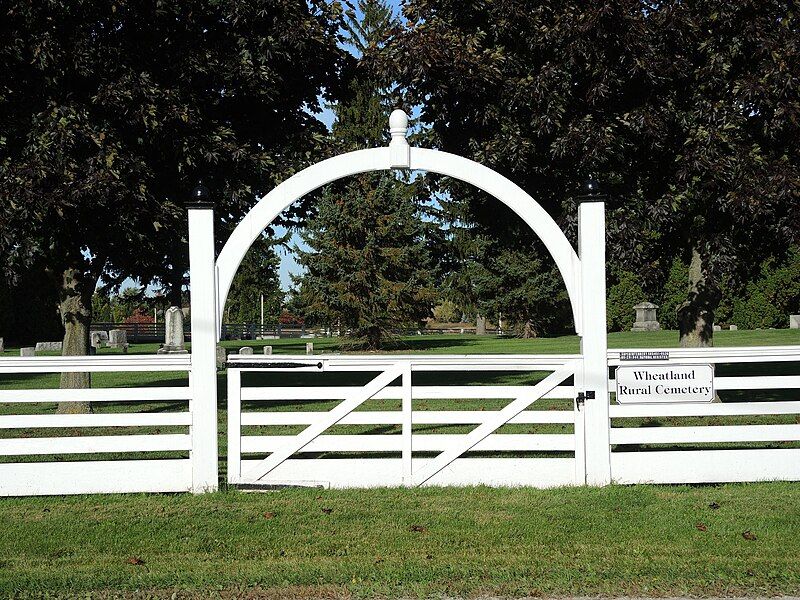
[58, 267, 94, 414]
[677, 246, 719, 348]
[522, 320, 538, 339]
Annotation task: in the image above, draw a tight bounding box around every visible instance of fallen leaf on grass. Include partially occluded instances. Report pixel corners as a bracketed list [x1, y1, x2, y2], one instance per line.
[743, 530, 757, 541]
[695, 522, 708, 532]
[709, 502, 721, 510]
[263, 512, 276, 520]
[126, 556, 145, 566]
[409, 524, 428, 533]
[321, 507, 333, 514]
[746, 569, 755, 577]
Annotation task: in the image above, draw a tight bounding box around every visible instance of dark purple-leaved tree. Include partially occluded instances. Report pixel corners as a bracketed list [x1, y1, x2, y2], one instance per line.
[0, 0, 346, 409]
[376, 0, 799, 346]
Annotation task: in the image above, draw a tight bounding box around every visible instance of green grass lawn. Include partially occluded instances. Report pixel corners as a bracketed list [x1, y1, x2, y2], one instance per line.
[1, 483, 800, 597]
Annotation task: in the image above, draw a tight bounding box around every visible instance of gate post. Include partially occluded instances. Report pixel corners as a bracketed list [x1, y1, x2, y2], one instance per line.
[187, 184, 219, 492]
[577, 180, 611, 486]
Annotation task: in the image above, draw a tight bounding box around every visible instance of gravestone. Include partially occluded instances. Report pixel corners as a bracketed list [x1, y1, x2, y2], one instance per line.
[239, 346, 253, 355]
[157, 306, 188, 354]
[108, 329, 127, 349]
[35, 341, 62, 352]
[216, 345, 226, 370]
[476, 315, 487, 336]
[791, 315, 800, 329]
[0, 337, 4, 353]
[20, 347, 35, 357]
[729, 324, 738, 331]
[263, 346, 273, 355]
[306, 342, 314, 355]
[90, 331, 109, 348]
[713, 324, 722, 332]
[631, 302, 661, 332]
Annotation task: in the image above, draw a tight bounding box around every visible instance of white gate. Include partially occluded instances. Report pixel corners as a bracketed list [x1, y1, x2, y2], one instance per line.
[226, 354, 583, 488]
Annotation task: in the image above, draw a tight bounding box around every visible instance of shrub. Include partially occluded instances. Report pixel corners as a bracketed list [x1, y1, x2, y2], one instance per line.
[607, 271, 645, 332]
[731, 248, 800, 329]
[432, 300, 462, 324]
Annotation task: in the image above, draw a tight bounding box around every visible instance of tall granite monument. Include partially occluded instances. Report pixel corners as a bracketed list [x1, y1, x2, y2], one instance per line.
[157, 306, 188, 354]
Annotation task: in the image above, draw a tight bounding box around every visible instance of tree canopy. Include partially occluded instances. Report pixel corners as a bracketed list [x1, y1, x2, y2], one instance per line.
[377, 0, 800, 344]
[0, 0, 347, 356]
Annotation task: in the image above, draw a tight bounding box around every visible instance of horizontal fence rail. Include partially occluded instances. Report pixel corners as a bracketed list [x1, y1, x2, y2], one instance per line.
[0, 355, 194, 497]
[227, 355, 581, 489]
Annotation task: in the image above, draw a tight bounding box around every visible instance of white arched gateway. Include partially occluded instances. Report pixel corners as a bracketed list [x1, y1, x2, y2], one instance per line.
[187, 110, 610, 491]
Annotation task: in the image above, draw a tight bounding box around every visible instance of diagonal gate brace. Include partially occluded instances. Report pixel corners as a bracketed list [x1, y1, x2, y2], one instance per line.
[241, 363, 404, 483]
[413, 364, 576, 486]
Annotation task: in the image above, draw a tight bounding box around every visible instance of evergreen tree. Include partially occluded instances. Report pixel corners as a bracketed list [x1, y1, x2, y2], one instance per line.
[293, 0, 435, 349]
[226, 236, 283, 324]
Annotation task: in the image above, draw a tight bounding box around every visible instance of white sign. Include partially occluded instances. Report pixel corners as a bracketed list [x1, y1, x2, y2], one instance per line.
[616, 364, 714, 404]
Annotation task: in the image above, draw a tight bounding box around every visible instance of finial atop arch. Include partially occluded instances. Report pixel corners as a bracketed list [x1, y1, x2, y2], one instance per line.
[388, 109, 410, 169]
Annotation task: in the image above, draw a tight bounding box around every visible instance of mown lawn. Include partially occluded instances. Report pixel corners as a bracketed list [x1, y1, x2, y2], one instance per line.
[1, 483, 800, 597]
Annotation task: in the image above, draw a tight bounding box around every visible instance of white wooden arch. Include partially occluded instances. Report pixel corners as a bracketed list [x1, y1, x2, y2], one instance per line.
[215, 110, 584, 336]
[187, 109, 611, 491]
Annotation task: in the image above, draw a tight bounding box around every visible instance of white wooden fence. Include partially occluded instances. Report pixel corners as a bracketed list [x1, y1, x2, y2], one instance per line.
[227, 354, 583, 488]
[2, 344, 797, 495]
[0, 355, 195, 496]
[608, 345, 800, 484]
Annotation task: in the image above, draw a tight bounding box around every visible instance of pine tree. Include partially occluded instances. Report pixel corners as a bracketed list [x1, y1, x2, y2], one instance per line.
[226, 236, 283, 325]
[293, 0, 435, 349]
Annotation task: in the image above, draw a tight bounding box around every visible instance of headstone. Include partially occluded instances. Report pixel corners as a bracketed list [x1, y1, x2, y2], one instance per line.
[476, 315, 487, 336]
[20, 347, 35, 357]
[239, 346, 254, 355]
[631, 302, 661, 332]
[713, 324, 722, 332]
[790, 315, 800, 329]
[108, 329, 127, 349]
[90, 331, 109, 348]
[729, 324, 738, 331]
[157, 306, 188, 354]
[216, 345, 226, 370]
[263, 346, 273, 355]
[306, 342, 314, 355]
[35, 341, 62, 352]
[0, 337, 4, 353]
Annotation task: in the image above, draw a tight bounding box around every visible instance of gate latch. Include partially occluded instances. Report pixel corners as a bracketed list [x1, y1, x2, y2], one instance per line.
[576, 390, 595, 409]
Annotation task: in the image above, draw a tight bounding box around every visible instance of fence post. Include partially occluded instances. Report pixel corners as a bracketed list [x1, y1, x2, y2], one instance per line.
[577, 180, 611, 486]
[187, 184, 219, 493]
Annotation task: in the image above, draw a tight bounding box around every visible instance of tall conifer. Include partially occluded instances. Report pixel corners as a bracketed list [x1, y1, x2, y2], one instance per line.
[294, 0, 435, 349]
